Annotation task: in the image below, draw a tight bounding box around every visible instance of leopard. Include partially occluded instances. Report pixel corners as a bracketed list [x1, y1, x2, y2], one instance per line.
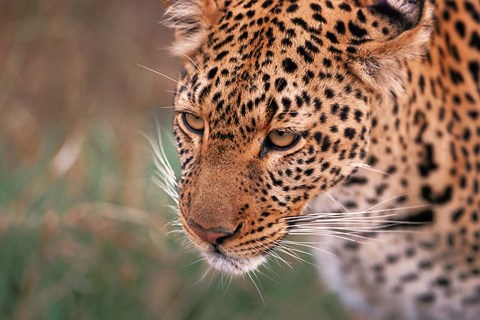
[159, 0, 480, 319]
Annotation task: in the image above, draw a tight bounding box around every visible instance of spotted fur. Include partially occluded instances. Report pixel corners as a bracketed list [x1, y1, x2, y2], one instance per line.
[163, 0, 480, 319]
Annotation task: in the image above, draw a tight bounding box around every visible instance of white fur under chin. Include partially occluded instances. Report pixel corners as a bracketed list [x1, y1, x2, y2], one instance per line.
[202, 251, 266, 275]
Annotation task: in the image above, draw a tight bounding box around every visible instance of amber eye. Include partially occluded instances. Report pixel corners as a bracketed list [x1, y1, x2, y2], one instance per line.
[266, 130, 299, 150]
[182, 113, 205, 134]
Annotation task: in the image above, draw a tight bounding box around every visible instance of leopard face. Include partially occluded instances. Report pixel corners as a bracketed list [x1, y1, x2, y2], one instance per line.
[164, 0, 432, 274]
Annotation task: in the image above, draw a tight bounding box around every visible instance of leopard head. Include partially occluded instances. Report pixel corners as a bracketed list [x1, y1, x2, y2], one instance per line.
[163, 0, 432, 274]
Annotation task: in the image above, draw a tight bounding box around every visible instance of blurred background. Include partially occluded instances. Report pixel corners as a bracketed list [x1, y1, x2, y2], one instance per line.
[0, 1, 349, 319]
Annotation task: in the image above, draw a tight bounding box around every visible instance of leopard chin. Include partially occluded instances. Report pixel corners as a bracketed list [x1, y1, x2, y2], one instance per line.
[201, 249, 266, 275]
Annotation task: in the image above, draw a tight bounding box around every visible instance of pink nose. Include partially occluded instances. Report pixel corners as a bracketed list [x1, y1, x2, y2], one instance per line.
[187, 219, 238, 245]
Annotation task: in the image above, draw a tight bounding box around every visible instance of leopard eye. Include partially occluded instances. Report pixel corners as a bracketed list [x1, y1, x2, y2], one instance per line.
[267, 130, 299, 150]
[182, 113, 205, 134]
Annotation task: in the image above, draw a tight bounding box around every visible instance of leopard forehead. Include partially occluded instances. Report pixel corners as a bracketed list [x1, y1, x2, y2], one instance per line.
[172, 0, 426, 139]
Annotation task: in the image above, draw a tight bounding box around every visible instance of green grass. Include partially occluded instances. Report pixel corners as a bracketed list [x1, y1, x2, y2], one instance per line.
[0, 122, 350, 320]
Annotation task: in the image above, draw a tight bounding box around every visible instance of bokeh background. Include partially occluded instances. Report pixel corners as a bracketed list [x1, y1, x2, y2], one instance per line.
[0, 1, 349, 319]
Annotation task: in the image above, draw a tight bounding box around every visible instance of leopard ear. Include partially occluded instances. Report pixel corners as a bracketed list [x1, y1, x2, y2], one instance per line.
[164, 0, 226, 57]
[350, 0, 433, 94]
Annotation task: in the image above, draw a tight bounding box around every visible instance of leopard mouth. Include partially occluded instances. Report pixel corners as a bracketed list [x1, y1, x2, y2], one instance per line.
[201, 245, 267, 275]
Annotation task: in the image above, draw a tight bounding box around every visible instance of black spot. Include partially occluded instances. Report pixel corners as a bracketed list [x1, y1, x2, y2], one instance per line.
[314, 132, 323, 144]
[354, 110, 363, 122]
[344, 127, 356, 140]
[417, 292, 435, 304]
[344, 176, 368, 186]
[275, 78, 287, 92]
[297, 46, 314, 63]
[465, 1, 480, 23]
[325, 88, 335, 98]
[312, 13, 327, 23]
[454, 20, 466, 38]
[339, 105, 350, 121]
[215, 50, 229, 61]
[421, 185, 453, 204]
[326, 31, 339, 43]
[451, 208, 465, 223]
[418, 144, 438, 177]
[449, 68, 464, 84]
[310, 3, 322, 11]
[207, 67, 218, 79]
[335, 21, 346, 34]
[291, 18, 309, 31]
[468, 61, 479, 84]
[401, 273, 418, 282]
[357, 10, 366, 23]
[286, 4, 298, 12]
[261, 0, 273, 8]
[282, 58, 298, 73]
[321, 135, 331, 152]
[348, 21, 367, 37]
[338, 2, 351, 12]
[470, 31, 480, 51]
[382, 209, 434, 230]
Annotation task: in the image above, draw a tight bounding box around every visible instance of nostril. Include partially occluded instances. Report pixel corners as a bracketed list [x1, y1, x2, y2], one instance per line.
[187, 219, 241, 245]
[216, 222, 242, 244]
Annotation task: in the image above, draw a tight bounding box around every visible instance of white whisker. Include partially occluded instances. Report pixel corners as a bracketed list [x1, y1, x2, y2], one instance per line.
[137, 64, 179, 84]
[192, 264, 214, 287]
[157, 46, 200, 71]
[283, 204, 429, 222]
[326, 193, 349, 212]
[283, 240, 336, 256]
[349, 162, 392, 176]
[143, 122, 180, 207]
[247, 272, 265, 305]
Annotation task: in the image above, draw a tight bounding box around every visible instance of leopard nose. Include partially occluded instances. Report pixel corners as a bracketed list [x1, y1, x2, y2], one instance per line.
[187, 219, 241, 245]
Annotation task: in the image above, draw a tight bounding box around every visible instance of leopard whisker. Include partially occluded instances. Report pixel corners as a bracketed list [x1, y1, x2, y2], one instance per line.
[286, 212, 403, 223]
[274, 241, 310, 263]
[164, 229, 184, 237]
[246, 271, 265, 305]
[364, 193, 412, 212]
[181, 256, 207, 268]
[283, 204, 430, 222]
[145, 123, 180, 205]
[287, 231, 372, 243]
[192, 264, 214, 287]
[349, 162, 392, 176]
[225, 273, 234, 293]
[254, 240, 293, 269]
[137, 63, 180, 84]
[283, 240, 337, 256]
[157, 46, 201, 71]
[326, 193, 350, 212]
[275, 243, 318, 268]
